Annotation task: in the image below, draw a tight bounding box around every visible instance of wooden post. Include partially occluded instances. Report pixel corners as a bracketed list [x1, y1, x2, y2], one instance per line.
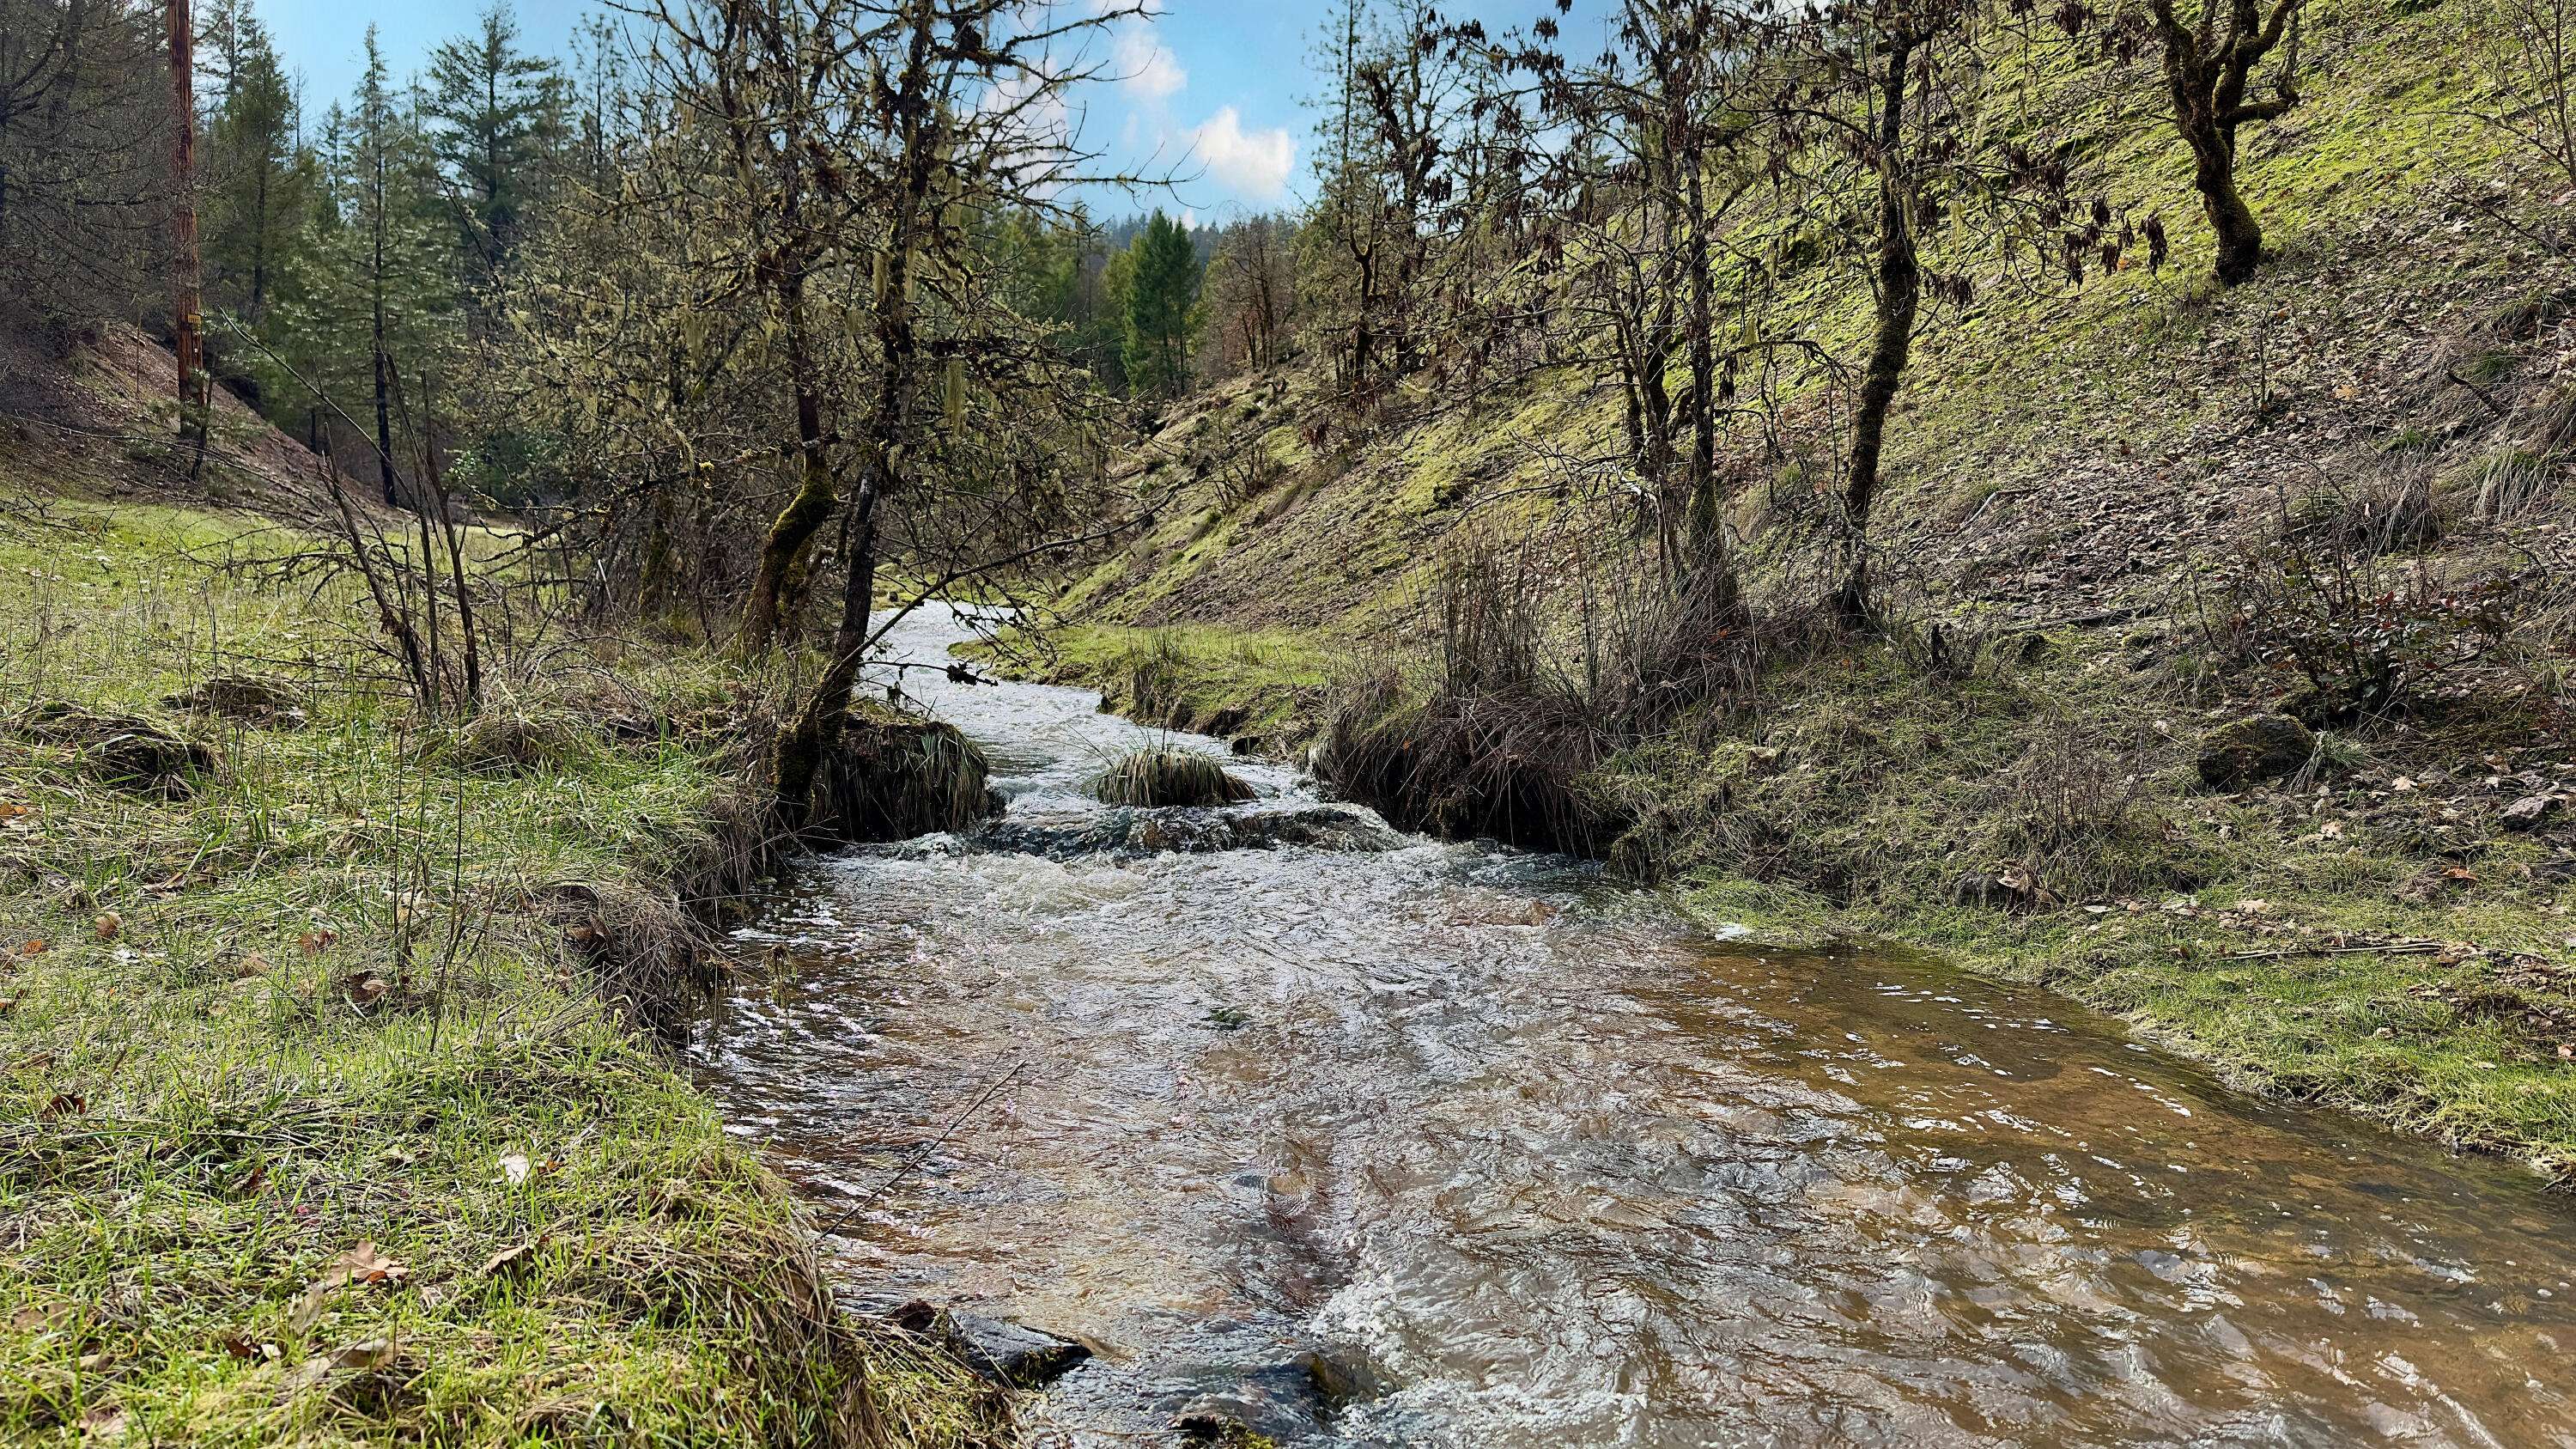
[167, 0, 205, 447]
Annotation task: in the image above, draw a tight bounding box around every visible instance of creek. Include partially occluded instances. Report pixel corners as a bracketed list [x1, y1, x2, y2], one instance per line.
[684, 605, 2576, 1448]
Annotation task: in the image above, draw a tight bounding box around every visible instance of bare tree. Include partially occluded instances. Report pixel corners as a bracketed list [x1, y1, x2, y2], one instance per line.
[2141, 0, 2305, 284]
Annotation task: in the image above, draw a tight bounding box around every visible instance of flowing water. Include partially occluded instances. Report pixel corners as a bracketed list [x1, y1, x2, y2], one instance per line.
[684, 606, 2576, 1448]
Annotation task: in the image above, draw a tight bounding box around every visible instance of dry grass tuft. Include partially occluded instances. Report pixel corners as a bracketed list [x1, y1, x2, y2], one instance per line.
[1089, 747, 1257, 807]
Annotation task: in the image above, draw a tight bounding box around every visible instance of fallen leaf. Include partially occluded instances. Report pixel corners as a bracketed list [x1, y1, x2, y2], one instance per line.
[498, 1152, 531, 1185]
[338, 971, 389, 1006]
[15, 940, 47, 959]
[232, 953, 270, 979]
[0, 802, 30, 820]
[283, 1338, 393, 1395]
[286, 1245, 407, 1333]
[78, 1404, 127, 1440]
[40, 1092, 85, 1118]
[0, 998, 15, 1018]
[477, 1239, 541, 1277]
[298, 928, 337, 956]
[93, 913, 120, 942]
[331, 1242, 406, 1285]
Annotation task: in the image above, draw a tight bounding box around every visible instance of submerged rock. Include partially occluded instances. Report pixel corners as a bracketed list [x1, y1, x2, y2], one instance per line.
[2196, 714, 2314, 788]
[946, 1312, 1091, 1386]
[1170, 1355, 1348, 1443]
[974, 803, 1402, 859]
[880, 1300, 1089, 1387]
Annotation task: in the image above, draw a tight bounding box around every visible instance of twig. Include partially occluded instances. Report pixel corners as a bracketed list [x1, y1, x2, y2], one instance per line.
[2225, 939, 2451, 961]
[2445, 366, 2512, 420]
[814, 1060, 1025, 1239]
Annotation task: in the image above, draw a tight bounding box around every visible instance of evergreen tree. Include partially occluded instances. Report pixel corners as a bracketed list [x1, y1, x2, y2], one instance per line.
[1121, 210, 1199, 397]
[425, 3, 556, 288]
[266, 29, 458, 501]
[201, 3, 308, 320]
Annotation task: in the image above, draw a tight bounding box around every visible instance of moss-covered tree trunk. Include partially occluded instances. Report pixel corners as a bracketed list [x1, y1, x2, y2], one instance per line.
[2147, 0, 2303, 287]
[770, 0, 939, 826]
[2168, 57, 2267, 284]
[736, 265, 836, 656]
[1840, 31, 1921, 625]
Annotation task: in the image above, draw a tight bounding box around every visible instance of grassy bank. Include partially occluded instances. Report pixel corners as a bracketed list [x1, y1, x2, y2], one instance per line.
[964, 623, 1335, 756]
[0, 503, 1005, 1446]
[993, 617, 2576, 1182]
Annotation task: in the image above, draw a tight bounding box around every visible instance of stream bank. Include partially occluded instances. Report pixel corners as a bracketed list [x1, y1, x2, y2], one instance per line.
[0, 503, 1010, 1447]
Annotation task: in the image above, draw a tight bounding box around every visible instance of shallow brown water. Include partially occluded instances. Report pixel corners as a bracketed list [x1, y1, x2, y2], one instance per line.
[685, 606, 2576, 1448]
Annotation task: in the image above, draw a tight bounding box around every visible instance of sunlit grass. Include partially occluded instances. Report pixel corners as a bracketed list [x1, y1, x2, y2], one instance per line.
[0, 502, 1003, 1446]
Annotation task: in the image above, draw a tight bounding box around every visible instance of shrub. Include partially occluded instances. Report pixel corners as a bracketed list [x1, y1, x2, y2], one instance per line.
[2196, 535, 2520, 720]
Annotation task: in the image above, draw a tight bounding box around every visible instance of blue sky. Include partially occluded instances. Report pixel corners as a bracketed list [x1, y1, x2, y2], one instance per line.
[259, 1, 1576, 220]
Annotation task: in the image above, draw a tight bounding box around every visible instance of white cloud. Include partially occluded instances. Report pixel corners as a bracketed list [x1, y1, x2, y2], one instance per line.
[1113, 25, 1185, 101]
[1188, 107, 1296, 202]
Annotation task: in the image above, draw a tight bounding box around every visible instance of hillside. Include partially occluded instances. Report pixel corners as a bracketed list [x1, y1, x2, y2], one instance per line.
[0, 356, 1012, 1444]
[1008, 0, 2576, 1178]
[1063, 1, 2570, 637]
[0, 321, 354, 519]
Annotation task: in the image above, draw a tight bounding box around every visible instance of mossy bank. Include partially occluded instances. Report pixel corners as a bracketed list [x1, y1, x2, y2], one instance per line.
[0, 503, 1009, 1446]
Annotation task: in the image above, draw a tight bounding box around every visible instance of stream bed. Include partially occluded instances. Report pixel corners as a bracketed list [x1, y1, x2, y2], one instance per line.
[683, 606, 2576, 1448]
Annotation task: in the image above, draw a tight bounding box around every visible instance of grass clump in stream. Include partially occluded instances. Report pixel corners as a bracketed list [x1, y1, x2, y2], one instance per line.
[0, 502, 1005, 1446]
[1091, 747, 1257, 808]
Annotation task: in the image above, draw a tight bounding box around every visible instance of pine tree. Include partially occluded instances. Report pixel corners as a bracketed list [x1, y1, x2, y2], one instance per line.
[1121, 210, 1199, 398]
[201, 2, 307, 320]
[424, 3, 556, 289]
[265, 29, 457, 501]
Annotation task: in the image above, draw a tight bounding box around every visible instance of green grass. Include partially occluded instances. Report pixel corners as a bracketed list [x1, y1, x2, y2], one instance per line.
[0, 502, 1004, 1446]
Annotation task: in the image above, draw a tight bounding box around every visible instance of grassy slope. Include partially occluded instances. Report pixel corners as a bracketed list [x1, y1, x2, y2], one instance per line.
[0, 502, 1001, 1446]
[1013, 2, 2576, 1178]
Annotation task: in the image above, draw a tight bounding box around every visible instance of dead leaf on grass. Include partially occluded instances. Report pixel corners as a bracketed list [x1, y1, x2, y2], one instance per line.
[92, 914, 119, 942]
[214, 1331, 279, 1361]
[283, 1338, 394, 1395]
[332, 1242, 407, 1285]
[286, 1242, 409, 1332]
[477, 1237, 544, 1278]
